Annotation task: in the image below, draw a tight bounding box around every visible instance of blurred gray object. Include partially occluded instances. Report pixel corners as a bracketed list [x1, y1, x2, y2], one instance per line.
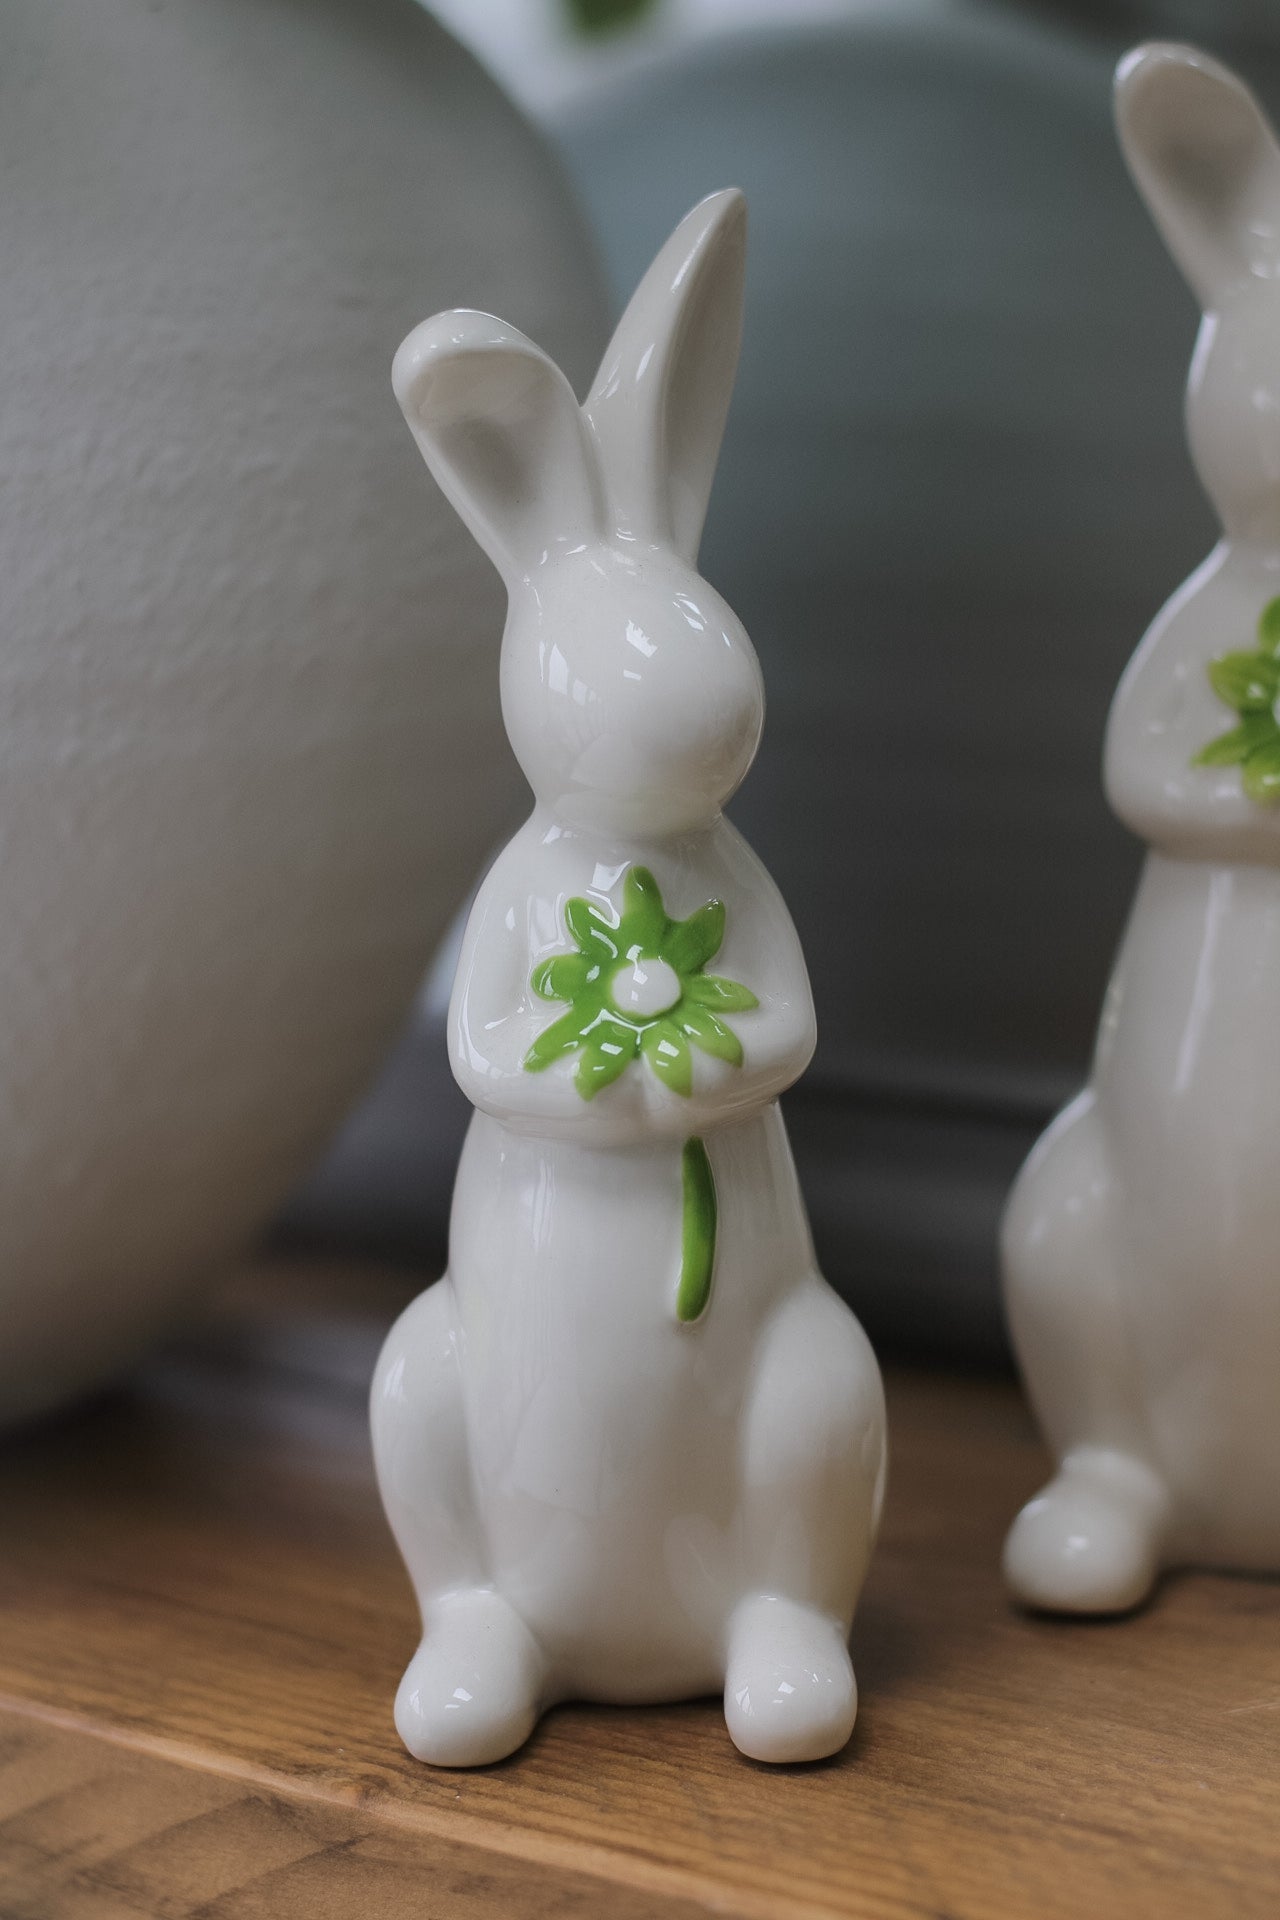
[294, 0, 1280, 1359]
[0, 0, 605, 1420]
[550, 0, 1280, 1357]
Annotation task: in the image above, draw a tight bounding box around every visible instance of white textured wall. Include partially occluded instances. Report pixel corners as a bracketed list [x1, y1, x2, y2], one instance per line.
[0, 0, 608, 1418]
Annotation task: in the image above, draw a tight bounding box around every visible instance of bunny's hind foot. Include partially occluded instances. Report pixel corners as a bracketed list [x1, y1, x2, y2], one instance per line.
[722, 1595, 857, 1764]
[1004, 1447, 1171, 1615]
[395, 1588, 548, 1767]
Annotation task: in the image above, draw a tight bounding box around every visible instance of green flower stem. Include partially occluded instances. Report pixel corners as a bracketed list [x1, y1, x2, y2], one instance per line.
[676, 1136, 716, 1324]
[522, 867, 754, 1326]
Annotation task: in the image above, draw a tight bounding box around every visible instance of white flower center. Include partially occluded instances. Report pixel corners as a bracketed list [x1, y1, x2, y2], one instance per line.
[609, 956, 682, 1020]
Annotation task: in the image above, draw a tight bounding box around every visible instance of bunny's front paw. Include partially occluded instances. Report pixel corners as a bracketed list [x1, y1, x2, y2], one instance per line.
[1003, 1448, 1170, 1615]
[723, 1595, 857, 1764]
[395, 1589, 547, 1767]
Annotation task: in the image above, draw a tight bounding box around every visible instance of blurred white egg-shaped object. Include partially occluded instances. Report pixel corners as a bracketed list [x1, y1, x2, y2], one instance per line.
[0, 0, 607, 1423]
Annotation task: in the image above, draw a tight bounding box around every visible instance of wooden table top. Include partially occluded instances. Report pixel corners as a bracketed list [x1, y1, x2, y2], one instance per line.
[1, 1259, 1277, 1920]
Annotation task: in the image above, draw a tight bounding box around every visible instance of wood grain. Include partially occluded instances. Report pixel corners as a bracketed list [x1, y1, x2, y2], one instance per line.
[1, 1260, 1277, 1919]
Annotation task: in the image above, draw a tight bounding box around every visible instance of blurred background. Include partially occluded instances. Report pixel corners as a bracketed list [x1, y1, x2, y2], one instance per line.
[5, 0, 1280, 1425]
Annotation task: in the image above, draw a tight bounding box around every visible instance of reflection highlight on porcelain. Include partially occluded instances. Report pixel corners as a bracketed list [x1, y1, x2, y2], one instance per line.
[371, 191, 885, 1765]
[1002, 42, 1280, 1616]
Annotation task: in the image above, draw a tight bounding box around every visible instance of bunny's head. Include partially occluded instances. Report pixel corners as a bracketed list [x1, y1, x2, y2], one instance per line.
[1117, 44, 1280, 543]
[393, 191, 762, 838]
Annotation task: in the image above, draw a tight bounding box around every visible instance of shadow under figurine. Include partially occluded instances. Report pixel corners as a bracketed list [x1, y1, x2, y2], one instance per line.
[371, 192, 886, 1766]
[1004, 43, 1280, 1616]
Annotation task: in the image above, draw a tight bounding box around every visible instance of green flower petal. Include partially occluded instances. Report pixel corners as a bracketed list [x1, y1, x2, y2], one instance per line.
[526, 866, 756, 1101]
[531, 952, 594, 1002]
[523, 1000, 600, 1072]
[641, 1018, 692, 1096]
[1242, 740, 1280, 802]
[565, 896, 619, 962]
[1260, 596, 1280, 657]
[678, 1002, 743, 1066]
[662, 900, 725, 975]
[683, 974, 758, 1013]
[574, 1023, 640, 1099]
[1194, 713, 1279, 767]
[1207, 651, 1280, 714]
[619, 865, 668, 955]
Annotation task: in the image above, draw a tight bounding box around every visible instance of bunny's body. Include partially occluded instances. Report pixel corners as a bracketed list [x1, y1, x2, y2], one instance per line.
[372, 195, 885, 1763]
[1004, 46, 1280, 1613]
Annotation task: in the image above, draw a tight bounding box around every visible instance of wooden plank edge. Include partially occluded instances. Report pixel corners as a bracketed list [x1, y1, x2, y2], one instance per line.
[0, 1691, 848, 1920]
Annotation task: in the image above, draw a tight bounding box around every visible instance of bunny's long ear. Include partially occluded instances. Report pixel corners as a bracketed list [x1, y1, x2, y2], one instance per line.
[392, 310, 602, 586]
[1115, 42, 1280, 310]
[585, 189, 746, 564]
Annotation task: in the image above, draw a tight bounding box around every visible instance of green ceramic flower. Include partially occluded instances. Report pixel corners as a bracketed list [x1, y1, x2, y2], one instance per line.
[1195, 595, 1280, 801]
[524, 865, 758, 1101]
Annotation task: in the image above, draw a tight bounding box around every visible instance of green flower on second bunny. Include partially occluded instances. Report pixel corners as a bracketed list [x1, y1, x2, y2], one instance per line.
[1195, 594, 1280, 801]
[523, 865, 758, 1101]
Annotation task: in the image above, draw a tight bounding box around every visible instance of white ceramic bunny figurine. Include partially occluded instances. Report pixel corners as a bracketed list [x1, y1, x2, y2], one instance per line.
[1003, 43, 1280, 1615]
[371, 191, 886, 1765]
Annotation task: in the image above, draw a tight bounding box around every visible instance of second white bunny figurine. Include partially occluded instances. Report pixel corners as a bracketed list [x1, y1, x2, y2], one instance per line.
[1003, 43, 1280, 1615]
[372, 192, 886, 1765]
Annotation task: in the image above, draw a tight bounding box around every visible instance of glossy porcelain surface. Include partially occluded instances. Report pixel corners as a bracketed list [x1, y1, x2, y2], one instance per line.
[1003, 42, 1280, 1615]
[372, 191, 886, 1765]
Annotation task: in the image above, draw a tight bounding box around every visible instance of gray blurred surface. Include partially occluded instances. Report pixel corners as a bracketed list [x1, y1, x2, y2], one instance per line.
[550, 1, 1279, 1354]
[0, 0, 608, 1416]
